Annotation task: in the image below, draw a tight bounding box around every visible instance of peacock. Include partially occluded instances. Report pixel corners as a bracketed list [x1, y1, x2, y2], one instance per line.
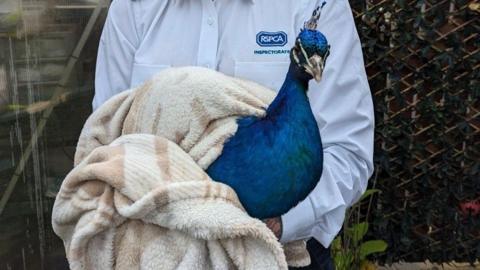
[206, 4, 331, 219]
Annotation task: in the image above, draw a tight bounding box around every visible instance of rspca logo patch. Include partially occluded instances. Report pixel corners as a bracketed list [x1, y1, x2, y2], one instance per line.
[256, 31, 288, 47]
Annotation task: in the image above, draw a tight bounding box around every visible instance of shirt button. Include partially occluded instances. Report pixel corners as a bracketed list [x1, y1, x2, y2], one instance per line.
[207, 17, 214, 26]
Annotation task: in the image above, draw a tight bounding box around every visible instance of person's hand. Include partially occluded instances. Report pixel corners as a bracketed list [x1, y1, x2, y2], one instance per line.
[263, 217, 283, 240]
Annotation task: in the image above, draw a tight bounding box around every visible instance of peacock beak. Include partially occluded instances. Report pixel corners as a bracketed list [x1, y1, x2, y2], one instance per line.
[295, 40, 329, 83]
[307, 54, 324, 83]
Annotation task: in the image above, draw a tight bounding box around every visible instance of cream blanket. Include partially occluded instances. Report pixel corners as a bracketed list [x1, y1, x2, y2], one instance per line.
[52, 67, 310, 269]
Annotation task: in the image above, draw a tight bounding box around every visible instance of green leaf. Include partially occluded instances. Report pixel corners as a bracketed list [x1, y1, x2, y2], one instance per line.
[359, 240, 388, 260]
[4, 11, 22, 24]
[331, 236, 342, 251]
[360, 189, 382, 201]
[346, 222, 369, 246]
[334, 250, 354, 270]
[6, 104, 27, 110]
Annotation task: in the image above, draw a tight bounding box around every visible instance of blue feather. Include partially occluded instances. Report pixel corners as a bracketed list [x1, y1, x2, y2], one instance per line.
[206, 28, 329, 219]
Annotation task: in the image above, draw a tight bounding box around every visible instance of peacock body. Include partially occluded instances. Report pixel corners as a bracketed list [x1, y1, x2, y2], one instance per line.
[207, 16, 331, 219]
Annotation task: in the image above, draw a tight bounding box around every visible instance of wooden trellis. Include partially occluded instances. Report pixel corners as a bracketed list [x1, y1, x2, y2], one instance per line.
[350, 0, 479, 264]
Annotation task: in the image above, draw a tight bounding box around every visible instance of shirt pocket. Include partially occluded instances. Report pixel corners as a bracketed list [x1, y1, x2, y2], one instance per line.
[234, 61, 290, 92]
[130, 63, 171, 88]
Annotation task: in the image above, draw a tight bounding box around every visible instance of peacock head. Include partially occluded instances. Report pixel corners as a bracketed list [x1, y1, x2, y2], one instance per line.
[290, 3, 330, 83]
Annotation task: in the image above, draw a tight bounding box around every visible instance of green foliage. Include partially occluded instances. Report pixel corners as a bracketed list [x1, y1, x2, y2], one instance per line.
[359, 240, 388, 261]
[2, 10, 22, 25]
[331, 189, 387, 270]
[0, 10, 22, 29]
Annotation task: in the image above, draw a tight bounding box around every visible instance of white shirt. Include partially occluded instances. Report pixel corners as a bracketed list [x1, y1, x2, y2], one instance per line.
[93, 0, 374, 248]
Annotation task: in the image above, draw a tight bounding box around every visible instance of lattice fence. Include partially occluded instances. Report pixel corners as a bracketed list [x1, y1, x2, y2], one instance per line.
[350, 0, 480, 264]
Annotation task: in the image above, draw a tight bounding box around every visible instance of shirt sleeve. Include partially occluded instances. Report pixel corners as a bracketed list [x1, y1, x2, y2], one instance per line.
[92, 0, 141, 111]
[280, 0, 375, 247]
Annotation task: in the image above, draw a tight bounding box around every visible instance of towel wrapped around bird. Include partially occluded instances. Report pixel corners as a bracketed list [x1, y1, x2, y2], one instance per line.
[52, 67, 312, 270]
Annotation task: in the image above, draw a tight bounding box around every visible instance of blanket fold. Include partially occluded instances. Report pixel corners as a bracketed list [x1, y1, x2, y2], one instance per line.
[53, 67, 311, 270]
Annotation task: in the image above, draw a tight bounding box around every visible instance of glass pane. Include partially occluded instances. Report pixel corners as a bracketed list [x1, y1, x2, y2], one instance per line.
[0, 0, 107, 268]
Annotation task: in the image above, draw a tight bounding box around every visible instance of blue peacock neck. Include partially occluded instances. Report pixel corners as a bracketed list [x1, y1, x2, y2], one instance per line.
[265, 63, 312, 119]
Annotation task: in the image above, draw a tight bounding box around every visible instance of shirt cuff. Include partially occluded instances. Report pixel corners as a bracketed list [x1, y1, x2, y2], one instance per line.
[281, 202, 348, 248]
[311, 205, 348, 247]
[280, 197, 315, 243]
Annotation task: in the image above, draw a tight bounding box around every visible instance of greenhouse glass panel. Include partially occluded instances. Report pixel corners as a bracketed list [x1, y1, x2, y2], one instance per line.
[0, 0, 108, 268]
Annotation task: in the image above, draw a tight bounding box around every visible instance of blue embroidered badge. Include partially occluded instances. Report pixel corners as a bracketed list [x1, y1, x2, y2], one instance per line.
[256, 31, 288, 47]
